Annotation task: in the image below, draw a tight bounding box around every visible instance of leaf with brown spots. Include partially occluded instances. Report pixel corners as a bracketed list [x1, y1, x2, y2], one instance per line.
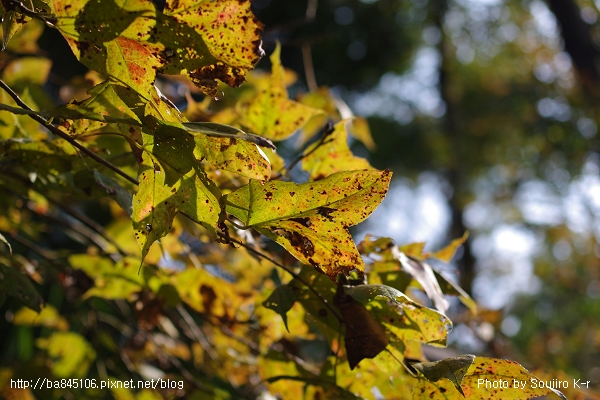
[302, 119, 372, 180]
[344, 284, 452, 348]
[413, 357, 568, 400]
[225, 169, 392, 278]
[52, 0, 263, 96]
[412, 355, 475, 396]
[237, 43, 324, 141]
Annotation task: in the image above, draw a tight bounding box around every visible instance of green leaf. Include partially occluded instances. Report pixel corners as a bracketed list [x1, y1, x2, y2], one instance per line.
[344, 284, 452, 347]
[36, 332, 96, 378]
[225, 169, 392, 278]
[237, 43, 324, 141]
[412, 355, 476, 396]
[302, 119, 372, 181]
[55, 80, 144, 136]
[262, 284, 296, 332]
[132, 151, 220, 261]
[0, 264, 44, 312]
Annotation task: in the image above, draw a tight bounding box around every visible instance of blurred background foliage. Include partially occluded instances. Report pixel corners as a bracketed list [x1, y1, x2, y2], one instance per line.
[1, 0, 600, 396]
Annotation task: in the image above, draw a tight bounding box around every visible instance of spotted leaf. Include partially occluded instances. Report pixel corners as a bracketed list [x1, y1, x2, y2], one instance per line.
[225, 169, 392, 278]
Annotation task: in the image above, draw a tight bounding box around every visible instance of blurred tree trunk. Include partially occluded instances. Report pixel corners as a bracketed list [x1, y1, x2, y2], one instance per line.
[432, 0, 476, 295]
[545, 0, 600, 88]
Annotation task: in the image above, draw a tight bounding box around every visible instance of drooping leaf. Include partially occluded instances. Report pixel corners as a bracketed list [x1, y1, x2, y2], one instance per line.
[334, 280, 388, 369]
[412, 355, 476, 396]
[263, 284, 297, 332]
[302, 119, 372, 181]
[225, 169, 392, 278]
[346, 117, 376, 151]
[237, 43, 324, 141]
[434, 270, 477, 315]
[36, 332, 96, 378]
[413, 357, 568, 400]
[0, 233, 12, 255]
[0, 264, 44, 312]
[93, 170, 133, 217]
[344, 284, 452, 347]
[393, 248, 450, 314]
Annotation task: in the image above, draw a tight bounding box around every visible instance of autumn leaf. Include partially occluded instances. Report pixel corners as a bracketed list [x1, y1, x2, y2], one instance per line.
[225, 169, 392, 278]
[430, 231, 469, 262]
[52, 0, 263, 96]
[413, 357, 568, 400]
[237, 43, 324, 141]
[302, 119, 372, 181]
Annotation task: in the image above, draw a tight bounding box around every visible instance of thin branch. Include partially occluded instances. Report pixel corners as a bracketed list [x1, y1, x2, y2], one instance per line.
[226, 236, 343, 323]
[0, 79, 139, 186]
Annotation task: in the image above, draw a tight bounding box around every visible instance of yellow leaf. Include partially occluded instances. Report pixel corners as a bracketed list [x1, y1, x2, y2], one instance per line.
[302, 119, 373, 181]
[226, 169, 392, 278]
[237, 43, 324, 141]
[430, 231, 469, 262]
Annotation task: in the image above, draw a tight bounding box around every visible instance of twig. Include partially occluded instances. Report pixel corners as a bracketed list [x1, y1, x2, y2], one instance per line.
[4, 0, 57, 26]
[0, 79, 139, 186]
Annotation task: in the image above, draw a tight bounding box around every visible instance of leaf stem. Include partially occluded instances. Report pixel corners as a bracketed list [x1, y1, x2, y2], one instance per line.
[0, 79, 140, 186]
